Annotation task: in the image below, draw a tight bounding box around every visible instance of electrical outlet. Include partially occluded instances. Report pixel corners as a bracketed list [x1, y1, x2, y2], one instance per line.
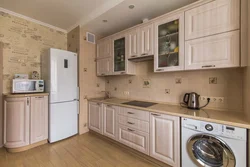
[123, 91, 130, 96]
[165, 89, 170, 94]
[201, 96, 224, 103]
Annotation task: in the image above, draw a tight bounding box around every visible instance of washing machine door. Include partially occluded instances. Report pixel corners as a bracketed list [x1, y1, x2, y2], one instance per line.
[187, 134, 236, 167]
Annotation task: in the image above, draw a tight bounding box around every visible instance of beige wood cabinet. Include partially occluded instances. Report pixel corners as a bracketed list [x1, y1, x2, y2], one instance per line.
[185, 31, 240, 70]
[127, 29, 140, 59]
[4, 95, 48, 151]
[97, 57, 112, 76]
[139, 23, 154, 56]
[150, 112, 180, 167]
[30, 96, 48, 144]
[88, 102, 103, 134]
[97, 38, 111, 59]
[185, 0, 240, 40]
[4, 97, 29, 148]
[103, 104, 118, 140]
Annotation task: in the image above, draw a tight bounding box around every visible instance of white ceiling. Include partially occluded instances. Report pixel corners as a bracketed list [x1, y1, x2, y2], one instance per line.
[0, 0, 197, 35]
[0, 0, 124, 31]
[83, 0, 198, 37]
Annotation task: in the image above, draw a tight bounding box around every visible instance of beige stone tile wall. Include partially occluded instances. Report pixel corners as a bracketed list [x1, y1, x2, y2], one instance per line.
[0, 12, 67, 93]
[0, 43, 3, 146]
[106, 61, 244, 112]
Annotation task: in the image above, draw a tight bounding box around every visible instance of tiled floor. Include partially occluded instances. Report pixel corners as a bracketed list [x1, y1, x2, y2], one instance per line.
[0, 133, 162, 167]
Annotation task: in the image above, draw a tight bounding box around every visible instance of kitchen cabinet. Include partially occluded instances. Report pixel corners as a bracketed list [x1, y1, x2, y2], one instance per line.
[185, 31, 240, 70]
[154, 12, 185, 72]
[30, 96, 48, 144]
[88, 102, 103, 134]
[97, 38, 111, 59]
[3, 94, 49, 152]
[127, 29, 140, 59]
[118, 124, 149, 155]
[103, 104, 117, 140]
[139, 23, 154, 56]
[185, 0, 240, 40]
[4, 97, 29, 148]
[97, 57, 112, 76]
[150, 113, 180, 167]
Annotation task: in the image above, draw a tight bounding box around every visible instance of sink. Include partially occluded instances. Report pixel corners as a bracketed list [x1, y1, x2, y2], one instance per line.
[93, 97, 112, 101]
[122, 100, 157, 108]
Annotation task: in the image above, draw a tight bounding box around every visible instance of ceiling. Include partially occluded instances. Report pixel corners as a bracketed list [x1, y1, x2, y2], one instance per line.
[0, 0, 124, 31]
[0, 0, 198, 35]
[83, 0, 198, 37]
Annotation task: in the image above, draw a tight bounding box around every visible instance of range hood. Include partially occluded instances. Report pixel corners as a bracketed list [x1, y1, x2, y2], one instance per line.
[128, 55, 154, 62]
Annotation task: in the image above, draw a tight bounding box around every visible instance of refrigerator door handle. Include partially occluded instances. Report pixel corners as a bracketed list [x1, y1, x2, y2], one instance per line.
[76, 87, 79, 100]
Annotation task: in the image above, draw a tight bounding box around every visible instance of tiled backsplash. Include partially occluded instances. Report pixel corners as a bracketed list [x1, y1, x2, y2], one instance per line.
[106, 61, 243, 112]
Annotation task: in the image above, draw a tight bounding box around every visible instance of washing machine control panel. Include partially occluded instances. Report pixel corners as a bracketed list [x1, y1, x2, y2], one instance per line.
[182, 118, 247, 141]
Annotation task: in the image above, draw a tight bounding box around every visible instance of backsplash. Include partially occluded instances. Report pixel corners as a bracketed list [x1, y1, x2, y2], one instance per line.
[106, 61, 243, 112]
[0, 11, 67, 93]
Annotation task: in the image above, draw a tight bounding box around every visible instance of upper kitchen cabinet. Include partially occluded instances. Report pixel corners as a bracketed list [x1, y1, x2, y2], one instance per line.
[139, 23, 154, 57]
[127, 29, 140, 59]
[97, 38, 111, 59]
[97, 57, 112, 76]
[185, 0, 240, 40]
[154, 12, 184, 72]
[112, 33, 136, 75]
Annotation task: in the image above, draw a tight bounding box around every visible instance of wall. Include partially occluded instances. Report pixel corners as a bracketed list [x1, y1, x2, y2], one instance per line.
[0, 11, 67, 93]
[106, 62, 244, 112]
[67, 27, 106, 134]
[0, 43, 3, 146]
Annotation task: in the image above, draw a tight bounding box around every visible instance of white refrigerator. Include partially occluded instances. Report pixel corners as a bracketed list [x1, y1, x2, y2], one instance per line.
[42, 48, 79, 143]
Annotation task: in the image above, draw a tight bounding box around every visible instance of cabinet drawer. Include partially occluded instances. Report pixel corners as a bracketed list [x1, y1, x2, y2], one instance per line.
[118, 115, 149, 133]
[118, 125, 149, 155]
[185, 31, 240, 70]
[119, 107, 149, 122]
[185, 0, 240, 40]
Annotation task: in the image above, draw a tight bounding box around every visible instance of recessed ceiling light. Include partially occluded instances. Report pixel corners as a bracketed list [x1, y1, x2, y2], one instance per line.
[129, 5, 135, 9]
[103, 20, 108, 23]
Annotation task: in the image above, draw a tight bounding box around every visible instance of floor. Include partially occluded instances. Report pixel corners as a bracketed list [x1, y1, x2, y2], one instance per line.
[0, 133, 162, 167]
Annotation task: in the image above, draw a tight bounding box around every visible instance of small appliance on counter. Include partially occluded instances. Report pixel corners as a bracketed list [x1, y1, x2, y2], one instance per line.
[181, 92, 210, 110]
[12, 79, 44, 93]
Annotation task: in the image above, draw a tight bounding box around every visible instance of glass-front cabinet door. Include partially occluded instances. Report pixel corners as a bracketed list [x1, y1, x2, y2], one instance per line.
[154, 13, 184, 72]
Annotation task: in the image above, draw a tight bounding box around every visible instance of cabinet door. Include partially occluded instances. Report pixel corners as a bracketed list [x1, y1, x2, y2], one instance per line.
[30, 96, 48, 144]
[97, 38, 111, 59]
[185, 31, 240, 70]
[139, 23, 154, 56]
[88, 102, 103, 134]
[154, 12, 184, 72]
[4, 97, 29, 148]
[103, 104, 117, 140]
[127, 29, 139, 58]
[97, 57, 112, 76]
[150, 113, 180, 167]
[185, 0, 240, 40]
[118, 125, 149, 155]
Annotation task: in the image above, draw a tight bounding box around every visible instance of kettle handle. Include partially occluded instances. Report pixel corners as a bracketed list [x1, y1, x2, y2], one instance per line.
[183, 93, 189, 104]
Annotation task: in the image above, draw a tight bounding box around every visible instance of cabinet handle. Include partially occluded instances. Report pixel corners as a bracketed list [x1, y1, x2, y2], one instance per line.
[141, 53, 148, 56]
[101, 73, 106, 76]
[156, 69, 164, 71]
[127, 112, 134, 114]
[35, 96, 44, 99]
[131, 55, 137, 58]
[127, 122, 135, 125]
[97, 103, 101, 106]
[202, 65, 215, 68]
[107, 105, 112, 107]
[120, 72, 126, 74]
[27, 98, 29, 106]
[151, 113, 161, 117]
[127, 128, 135, 132]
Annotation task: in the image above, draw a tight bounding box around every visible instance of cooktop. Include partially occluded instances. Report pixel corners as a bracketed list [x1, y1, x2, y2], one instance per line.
[122, 100, 157, 108]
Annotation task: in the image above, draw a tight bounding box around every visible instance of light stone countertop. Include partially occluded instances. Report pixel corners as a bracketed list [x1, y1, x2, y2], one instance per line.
[89, 97, 250, 129]
[3, 93, 49, 98]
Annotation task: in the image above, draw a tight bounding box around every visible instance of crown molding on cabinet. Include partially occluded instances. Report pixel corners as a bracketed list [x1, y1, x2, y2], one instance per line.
[0, 7, 67, 33]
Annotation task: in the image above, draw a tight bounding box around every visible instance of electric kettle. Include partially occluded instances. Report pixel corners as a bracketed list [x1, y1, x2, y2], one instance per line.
[183, 92, 200, 110]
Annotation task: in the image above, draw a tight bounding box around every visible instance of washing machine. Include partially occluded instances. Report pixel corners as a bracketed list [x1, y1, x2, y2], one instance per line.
[181, 118, 247, 167]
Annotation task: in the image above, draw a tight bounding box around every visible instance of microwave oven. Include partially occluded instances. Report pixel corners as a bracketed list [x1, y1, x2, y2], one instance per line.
[12, 79, 44, 93]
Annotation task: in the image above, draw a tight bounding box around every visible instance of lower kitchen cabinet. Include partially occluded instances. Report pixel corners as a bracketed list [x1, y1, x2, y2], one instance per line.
[3, 94, 49, 152]
[103, 104, 118, 140]
[118, 125, 149, 155]
[88, 102, 103, 134]
[150, 113, 180, 167]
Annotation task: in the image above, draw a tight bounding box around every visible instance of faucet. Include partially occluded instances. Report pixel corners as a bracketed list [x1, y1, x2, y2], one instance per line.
[102, 91, 111, 99]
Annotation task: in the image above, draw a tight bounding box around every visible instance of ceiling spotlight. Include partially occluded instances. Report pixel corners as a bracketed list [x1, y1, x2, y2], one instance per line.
[103, 20, 108, 23]
[129, 5, 135, 9]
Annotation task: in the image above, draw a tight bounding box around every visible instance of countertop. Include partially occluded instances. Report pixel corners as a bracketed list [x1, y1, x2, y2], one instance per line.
[89, 97, 250, 129]
[3, 93, 49, 98]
